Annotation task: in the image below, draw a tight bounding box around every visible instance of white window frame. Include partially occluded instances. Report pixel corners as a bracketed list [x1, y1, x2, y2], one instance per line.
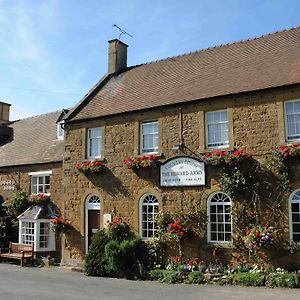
[18, 218, 55, 252]
[205, 109, 229, 149]
[139, 193, 159, 240]
[284, 99, 300, 142]
[87, 127, 102, 159]
[28, 171, 52, 196]
[140, 120, 159, 154]
[289, 189, 300, 244]
[207, 191, 232, 244]
[57, 120, 65, 140]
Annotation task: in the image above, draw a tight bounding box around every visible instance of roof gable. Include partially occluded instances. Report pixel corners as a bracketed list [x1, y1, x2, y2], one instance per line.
[0, 110, 64, 167]
[67, 26, 300, 122]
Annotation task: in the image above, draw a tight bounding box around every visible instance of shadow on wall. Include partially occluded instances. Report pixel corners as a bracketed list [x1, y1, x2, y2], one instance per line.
[84, 168, 130, 197]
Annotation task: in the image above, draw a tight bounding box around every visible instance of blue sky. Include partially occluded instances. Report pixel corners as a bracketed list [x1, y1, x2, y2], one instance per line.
[1, 0, 300, 120]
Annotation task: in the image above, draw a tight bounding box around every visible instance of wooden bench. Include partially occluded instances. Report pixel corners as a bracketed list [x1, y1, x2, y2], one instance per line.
[0, 242, 34, 266]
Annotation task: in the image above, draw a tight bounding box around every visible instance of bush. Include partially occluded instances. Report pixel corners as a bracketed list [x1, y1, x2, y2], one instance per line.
[230, 272, 265, 286]
[105, 237, 149, 279]
[149, 269, 165, 281]
[160, 270, 182, 284]
[188, 272, 205, 284]
[84, 219, 150, 279]
[265, 273, 300, 288]
[149, 269, 182, 283]
[84, 230, 109, 277]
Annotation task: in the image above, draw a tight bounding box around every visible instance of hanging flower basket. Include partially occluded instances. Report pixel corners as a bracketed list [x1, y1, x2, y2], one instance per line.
[274, 143, 300, 161]
[76, 160, 106, 174]
[123, 154, 159, 170]
[50, 215, 71, 235]
[201, 149, 252, 167]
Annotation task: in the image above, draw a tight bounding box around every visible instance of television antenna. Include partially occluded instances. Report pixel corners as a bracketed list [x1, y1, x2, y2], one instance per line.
[113, 24, 133, 40]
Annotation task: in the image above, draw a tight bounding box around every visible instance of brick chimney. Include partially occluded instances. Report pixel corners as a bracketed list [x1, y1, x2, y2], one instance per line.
[0, 101, 13, 146]
[0, 101, 10, 125]
[108, 39, 128, 74]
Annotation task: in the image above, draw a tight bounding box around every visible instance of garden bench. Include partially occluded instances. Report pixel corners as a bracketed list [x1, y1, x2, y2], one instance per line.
[0, 242, 34, 266]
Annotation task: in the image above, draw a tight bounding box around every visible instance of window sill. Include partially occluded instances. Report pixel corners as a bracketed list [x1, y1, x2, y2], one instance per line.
[137, 153, 164, 159]
[84, 157, 106, 162]
[284, 140, 300, 145]
[207, 242, 233, 248]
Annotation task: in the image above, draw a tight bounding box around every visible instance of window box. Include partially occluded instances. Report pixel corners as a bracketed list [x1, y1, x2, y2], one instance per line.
[123, 154, 159, 170]
[76, 160, 106, 174]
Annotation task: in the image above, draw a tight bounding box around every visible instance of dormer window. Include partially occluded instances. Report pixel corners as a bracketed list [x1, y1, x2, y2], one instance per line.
[57, 120, 64, 140]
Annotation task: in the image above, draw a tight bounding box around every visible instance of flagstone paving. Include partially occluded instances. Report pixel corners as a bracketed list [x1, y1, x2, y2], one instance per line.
[0, 263, 300, 300]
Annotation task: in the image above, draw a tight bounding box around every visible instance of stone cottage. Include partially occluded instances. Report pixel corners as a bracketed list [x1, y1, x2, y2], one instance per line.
[0, 104, 67, 254]
[61, 26, 300, 266]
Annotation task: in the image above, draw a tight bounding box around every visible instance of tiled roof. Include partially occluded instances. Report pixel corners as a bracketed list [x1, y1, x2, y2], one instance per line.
[67, 26, 300, 122]
[0, 111, 64, 167]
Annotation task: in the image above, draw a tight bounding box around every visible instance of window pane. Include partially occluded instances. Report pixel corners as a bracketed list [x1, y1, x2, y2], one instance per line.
[292, 213, 300, 222]
[293, 234, 300, 242]
[141, 121, 158, 153]
[286, 101, 300, 140]
[206, 110, 228, 148]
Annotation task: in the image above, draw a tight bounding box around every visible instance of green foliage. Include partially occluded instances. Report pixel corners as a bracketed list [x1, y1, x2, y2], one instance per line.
[187, 272, 205, 284]
[219, 167, 246, 197]
[229, 272, 265, 286]
[84, 218, 150, 279]
[106, 216, 132, 241]
[160, 270, 182, 284]
[84, 229, 109, 277]
[149, 269, 165, 281]
[105, 237, 149, 279]
[5, 190, 30, 225]
[265, 273, 300, 288]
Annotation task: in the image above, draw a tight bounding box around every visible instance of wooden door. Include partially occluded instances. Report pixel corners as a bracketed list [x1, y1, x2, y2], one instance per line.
[88, 210, 100, 248]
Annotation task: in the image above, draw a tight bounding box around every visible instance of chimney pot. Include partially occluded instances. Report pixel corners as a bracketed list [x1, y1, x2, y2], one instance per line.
[108, 39, 128, 74]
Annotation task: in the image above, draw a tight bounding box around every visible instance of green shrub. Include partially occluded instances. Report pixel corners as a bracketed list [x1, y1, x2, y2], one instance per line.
[104, 237, 149, 279]
[265, 273, 300, 288]
[84, 223, 150, 279]
[84, 230, 109, 277]
[160, 270, 182, 284]
[188, 272, 205, 284]
[230, 272, 265, 286]
[149, 269, 165, 281]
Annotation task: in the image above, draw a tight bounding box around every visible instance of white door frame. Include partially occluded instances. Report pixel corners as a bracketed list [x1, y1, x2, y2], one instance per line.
[85, 195, 100, 253]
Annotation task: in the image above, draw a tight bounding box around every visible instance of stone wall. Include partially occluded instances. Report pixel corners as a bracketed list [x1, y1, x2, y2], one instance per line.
[62, 85, 300, 262]
[0, 162, 63, 210]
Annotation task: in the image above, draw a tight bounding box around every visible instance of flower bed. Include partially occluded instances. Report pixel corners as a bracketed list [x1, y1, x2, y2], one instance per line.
[201, 149, 252, 166]
[123, 154, 158, 169]
[76, 160, 106, 174]
[149, 262, 300, 288]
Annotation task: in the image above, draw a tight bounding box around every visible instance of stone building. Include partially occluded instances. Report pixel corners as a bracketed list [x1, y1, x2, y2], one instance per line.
[60, 26, 300, 266]
[0, 105, 66, 254]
